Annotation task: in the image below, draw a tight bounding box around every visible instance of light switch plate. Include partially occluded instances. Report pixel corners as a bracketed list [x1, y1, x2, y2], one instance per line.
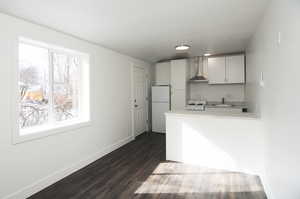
[259, 72, 265, 87]
[277, 32, 281, 46]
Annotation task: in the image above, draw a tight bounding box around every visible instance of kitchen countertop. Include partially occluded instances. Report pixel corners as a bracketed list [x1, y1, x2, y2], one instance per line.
[165, 110, 258, 119]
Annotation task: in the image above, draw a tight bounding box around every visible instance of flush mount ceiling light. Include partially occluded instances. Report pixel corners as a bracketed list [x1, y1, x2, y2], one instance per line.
[175, 44, 190, 51]
[204, 53, 212, 56]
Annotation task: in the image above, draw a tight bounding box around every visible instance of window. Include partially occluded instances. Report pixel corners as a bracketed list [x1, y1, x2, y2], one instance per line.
[14, 38, 90, 142]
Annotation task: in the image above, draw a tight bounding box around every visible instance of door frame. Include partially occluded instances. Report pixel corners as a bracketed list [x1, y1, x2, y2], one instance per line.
[131, 64, 149, 139]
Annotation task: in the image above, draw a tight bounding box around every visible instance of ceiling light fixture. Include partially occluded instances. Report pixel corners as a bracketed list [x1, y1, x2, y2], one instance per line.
[204, 53, 211, 57]
[175, 44, 190, 51]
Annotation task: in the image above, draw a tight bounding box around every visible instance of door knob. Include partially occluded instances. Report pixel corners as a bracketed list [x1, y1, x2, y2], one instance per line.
[134, 105, 138, 108]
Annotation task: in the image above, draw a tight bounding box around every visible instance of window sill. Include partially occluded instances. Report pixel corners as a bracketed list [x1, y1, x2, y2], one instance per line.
[13, 119, 92, 144]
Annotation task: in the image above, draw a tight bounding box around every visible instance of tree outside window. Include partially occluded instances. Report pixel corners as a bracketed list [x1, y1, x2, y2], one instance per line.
[19, 42, 81, 130]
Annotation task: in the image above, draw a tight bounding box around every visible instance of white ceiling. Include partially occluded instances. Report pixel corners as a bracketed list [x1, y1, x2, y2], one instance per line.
[0, 0, 269, 63]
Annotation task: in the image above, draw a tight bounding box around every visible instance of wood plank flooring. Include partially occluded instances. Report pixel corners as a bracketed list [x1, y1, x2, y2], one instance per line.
[29, 133, 267, 199]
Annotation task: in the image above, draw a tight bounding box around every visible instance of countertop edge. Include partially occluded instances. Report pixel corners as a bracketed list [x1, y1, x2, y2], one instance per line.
[165, 110, 260, 119]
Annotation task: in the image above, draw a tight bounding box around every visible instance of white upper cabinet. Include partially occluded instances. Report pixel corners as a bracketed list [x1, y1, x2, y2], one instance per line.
[226, 55, 245, 84]
[154, 62, 171, 85]
[207, 57, 226, 84]
[170, 59, 188, 90]
[208, 54, 245, 84]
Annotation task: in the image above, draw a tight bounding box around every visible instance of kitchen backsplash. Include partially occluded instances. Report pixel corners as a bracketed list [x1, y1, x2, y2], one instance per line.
[189, 83, 245, 102]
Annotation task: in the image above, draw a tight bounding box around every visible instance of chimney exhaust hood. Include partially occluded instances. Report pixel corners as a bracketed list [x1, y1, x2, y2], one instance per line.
[189, 56, 208, 82]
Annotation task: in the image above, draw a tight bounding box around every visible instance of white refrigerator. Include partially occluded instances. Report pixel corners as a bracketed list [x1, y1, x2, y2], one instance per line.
[152, 86, 170, 133]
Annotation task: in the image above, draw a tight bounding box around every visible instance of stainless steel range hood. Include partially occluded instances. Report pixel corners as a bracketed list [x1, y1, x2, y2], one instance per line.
[189, 56, 208, 82]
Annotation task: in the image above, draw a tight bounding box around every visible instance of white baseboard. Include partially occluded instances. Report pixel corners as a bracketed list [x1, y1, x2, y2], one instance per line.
[4, 136, 134, 199]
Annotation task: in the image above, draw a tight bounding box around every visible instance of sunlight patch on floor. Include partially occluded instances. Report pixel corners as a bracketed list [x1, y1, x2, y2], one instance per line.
[135, 162, 264, 194]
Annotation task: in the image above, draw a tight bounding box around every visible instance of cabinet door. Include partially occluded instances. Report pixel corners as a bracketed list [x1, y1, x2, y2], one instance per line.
[208, 57, 226, 84]
[155, 62, 170, 85]
[171, 89, 186, 110]
[226, 55, 245, 84]
[171, 59, 187, 90]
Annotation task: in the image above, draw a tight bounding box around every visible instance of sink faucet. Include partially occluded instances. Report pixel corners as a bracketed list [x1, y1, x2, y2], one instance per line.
[222, 97, 225, 104]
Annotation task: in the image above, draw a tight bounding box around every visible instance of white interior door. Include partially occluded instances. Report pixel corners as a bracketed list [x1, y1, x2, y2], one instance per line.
[133, 66, 147, 137]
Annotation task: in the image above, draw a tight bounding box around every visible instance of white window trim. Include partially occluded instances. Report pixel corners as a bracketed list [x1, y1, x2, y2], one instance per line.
[12, 37, 91, 144]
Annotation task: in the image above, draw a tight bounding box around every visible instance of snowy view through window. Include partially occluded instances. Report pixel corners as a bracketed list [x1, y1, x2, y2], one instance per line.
[19, 42, 80, 130]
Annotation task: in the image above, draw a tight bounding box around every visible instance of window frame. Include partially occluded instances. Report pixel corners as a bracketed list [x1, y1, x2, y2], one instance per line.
[12, 37, 91, 144]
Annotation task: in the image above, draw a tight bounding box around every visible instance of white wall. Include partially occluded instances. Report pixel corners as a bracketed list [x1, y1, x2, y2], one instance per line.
[0, 13, 151, 199]
[246, 0, 300, 198]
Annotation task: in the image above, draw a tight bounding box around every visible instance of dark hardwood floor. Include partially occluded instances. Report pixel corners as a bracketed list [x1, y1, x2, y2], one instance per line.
[29, 133, 267, 199]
